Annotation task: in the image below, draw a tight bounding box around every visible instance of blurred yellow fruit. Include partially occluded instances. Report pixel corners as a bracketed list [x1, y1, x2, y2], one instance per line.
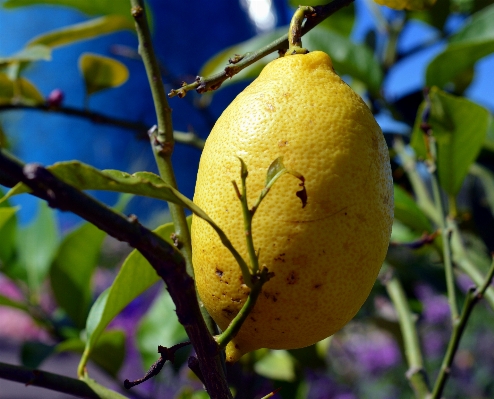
[191, 51, 394, 363]
[374, 0, 436, 10]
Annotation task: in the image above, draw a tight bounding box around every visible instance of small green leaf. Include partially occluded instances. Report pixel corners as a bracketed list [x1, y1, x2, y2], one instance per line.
[27, 16, 134, 49]
[82, 374, 130, 399]
[393, 185, 432, 233]
[136, 288, 189, 370]
[304, 28, 383, 95]
[411, 87, 490, 195]
[79, 53, 129, 96]
[408, 0, 450, 30]
[254, 350, 296, 382]
[16, 201, 59, 292]
[0, 45, 51, 65]
[50, 222, 106, 329]
[0, 72, 44, 105]
[0, 206, 18, 263]
[21, 341, 54, 369]
[79, 221, 180, 374]
[426, 4, 494, 88]
[265, 157, 286, 186]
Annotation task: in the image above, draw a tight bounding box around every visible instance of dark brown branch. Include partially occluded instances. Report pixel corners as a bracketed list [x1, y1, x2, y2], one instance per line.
[0, 149, 230, 399]
[0, 361, 100, 399]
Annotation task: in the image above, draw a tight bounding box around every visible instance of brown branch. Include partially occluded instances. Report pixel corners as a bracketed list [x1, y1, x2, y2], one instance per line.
[0, 104, 205, 149]
[168, 0, 355, 98]
[0, 149, 231, 399]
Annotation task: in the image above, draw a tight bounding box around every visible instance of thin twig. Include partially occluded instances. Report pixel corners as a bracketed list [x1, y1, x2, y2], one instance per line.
[0, 103, 204, 149]
[168, 0, 355, 98]
[429, 256, 494, 399]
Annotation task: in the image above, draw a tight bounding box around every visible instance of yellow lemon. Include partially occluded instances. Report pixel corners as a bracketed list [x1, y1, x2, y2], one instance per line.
[191, 51, 393, 363]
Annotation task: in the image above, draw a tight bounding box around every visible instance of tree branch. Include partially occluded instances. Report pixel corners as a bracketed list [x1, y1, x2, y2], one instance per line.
[0, 103, 205, 149]
[168, 0, 355, 98]
[0, 149, 232, 399]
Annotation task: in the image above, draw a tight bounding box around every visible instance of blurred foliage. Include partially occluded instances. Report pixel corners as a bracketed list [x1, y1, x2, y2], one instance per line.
[1, 1, 494, 399]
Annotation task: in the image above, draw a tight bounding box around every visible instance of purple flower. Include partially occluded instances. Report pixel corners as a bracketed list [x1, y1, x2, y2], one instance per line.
[415, 283, 450, 324]
[46, 89, 64, 107]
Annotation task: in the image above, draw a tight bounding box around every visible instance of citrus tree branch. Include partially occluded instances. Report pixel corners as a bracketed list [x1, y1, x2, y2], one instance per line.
[430, 257, 494, 399]
[0, 149, 232, 399]
[168, 0, 355, 98]
[0, 362, 102, 399]
[383, 268, 430, 399]
[0, 103, 204, 149]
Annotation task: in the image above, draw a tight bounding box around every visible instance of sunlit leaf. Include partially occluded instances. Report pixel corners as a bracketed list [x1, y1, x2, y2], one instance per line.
[50, 222, 106, 329]
[426, 4, 494, 88]
[0, 72, 44, 105]
[411, 87, 490, 195]
[0, 45, 51, 65]
[254, 350, 296, 382]
[393, 185, 432, 233]
[136, 288, 188, 369]
[27, 16, 134, 49]
[79, 53, 129, 96]
[374, 0, 436, 10]
[16, 201, 59, 292]
[79, 221, 181, 374]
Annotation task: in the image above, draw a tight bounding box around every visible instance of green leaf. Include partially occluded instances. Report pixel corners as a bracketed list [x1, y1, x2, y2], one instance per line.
[393, 185, 432, 233]
[50, 222, 106, 329]
[426, 4, 494, 88]
[199, 27, 286, 90]
[411, 87, 490, 195]
[304, 28, 383, 95]
[58, 331, 125, 377]
[82, 374, 130, 399]
[0, 293, 28, 312]
[136, 288, 188, 370]
[0, 206, 18, 263]
[79, 221, 180, 374]
[0, 45, 51, 65]
[254, 350, 296, 382]
[288, 1, 355, 37]
[16, 201, 59, 292]
[409, 0, 451, 30]
[469, 163, 494, 218]
[79, 53, 129, 96]
[27, 16, 134, 49]
[21, 341, 54, 368]
[0, 72, 44, 105]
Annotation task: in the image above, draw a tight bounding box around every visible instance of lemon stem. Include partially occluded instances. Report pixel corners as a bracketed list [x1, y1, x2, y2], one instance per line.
[216, 267, 272, 350]
[286, 6, 314, 55]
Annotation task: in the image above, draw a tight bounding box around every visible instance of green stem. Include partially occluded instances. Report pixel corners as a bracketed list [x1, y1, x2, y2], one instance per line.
[216, 268, 272, 349]
[384, 269, 430, 398]
[430, 257, 494, 399]
[286, 6, 313, 55]
[393, 137, 439, 225]
[428, 136, 458, 322]
[238, 161, 260, 274]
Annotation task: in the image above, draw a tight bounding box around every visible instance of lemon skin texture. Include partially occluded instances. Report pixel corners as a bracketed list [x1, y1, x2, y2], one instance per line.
[191, 51, 394, 363]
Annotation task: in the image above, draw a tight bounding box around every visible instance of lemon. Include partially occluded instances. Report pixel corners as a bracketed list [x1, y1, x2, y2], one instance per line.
[191, 51, 393, 363]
